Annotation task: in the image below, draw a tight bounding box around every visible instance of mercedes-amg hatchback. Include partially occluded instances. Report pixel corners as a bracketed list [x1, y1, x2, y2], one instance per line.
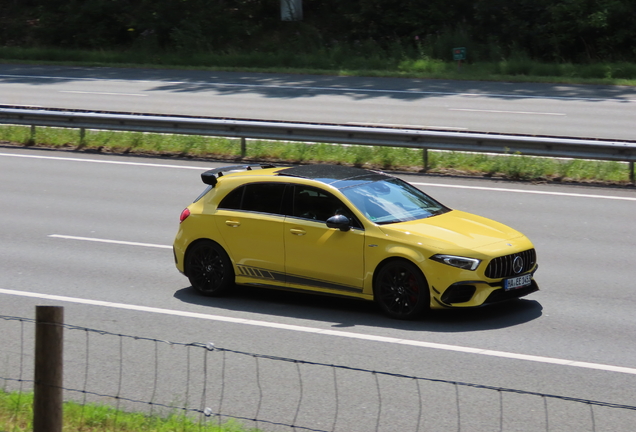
[173, 164, 538, 319]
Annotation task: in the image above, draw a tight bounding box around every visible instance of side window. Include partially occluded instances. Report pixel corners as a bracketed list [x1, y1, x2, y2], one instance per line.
[218, 185, 244, 210]
[243, 183, 285, 214]
[218, 182, 286, 215]
[292, 186, 361, 228]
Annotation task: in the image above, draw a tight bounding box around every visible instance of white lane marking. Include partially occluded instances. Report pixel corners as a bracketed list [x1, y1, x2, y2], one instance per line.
[2, 152, 634, 201]
[6, 103, 44, 108]
[59, 90, 147, 97]
[0, 152, 208, 170]
[2, 73, 636, 102]
[346, 122, 468, 130]
[1, 287, 636, 375]
[449, 108, 565, 116]
[49, 234, 171, 249]
[412, 182, 636, 201]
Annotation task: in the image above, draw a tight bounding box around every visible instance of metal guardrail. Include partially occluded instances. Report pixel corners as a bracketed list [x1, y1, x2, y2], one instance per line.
[1, 107, 635, 183]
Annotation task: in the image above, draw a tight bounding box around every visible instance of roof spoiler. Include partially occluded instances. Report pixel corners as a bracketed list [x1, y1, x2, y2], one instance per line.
[201, 164, 277, 186]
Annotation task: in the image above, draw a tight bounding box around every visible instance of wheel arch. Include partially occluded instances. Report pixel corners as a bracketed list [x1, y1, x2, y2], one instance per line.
[370, 243, 427, 287]
[372, 257, 431, 320]
[183, 238, 229, 277]
[372, 256, 428, 290]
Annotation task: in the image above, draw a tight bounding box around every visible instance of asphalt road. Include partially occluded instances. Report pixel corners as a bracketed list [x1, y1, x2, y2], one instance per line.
[1, 147, 635, 431]
[1, 64, 636, 140]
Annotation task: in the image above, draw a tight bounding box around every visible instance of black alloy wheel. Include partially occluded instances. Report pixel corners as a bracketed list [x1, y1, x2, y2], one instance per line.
[185, 240, 234, 296]
[374, 260, 429, 320]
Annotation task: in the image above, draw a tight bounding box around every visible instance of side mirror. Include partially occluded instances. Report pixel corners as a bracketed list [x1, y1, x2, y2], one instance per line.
[326, 214, 351, 232]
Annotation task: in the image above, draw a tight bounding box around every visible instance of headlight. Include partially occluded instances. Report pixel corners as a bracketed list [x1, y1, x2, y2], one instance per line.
[430, 254, 481, 271]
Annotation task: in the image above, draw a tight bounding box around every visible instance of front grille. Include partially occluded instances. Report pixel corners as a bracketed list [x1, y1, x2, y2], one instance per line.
[485, 248, 536, 279]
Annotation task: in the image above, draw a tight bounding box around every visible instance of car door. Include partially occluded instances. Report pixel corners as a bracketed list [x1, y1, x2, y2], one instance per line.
[284, 185, 365, 294]
[215, 182, 287, 286]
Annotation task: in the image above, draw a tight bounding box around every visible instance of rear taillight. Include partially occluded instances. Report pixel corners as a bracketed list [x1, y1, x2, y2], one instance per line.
[179, 208, 190, 223]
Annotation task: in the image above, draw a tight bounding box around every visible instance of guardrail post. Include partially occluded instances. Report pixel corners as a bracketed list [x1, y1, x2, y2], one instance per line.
[28, 125, 36, 145]
[241, 137, 247, 158]
[630, 161, 635, 185]
[33, 305, 64, 432]
[422, 148, 428, 172]
[79, 128, 86, 147]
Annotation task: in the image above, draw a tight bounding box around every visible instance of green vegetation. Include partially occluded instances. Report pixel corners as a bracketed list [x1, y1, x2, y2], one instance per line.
[0, 390, 257, 432]
[2, 1, 636, 85]
[1, 125, 631, 184]
[3, 1, 636, 64]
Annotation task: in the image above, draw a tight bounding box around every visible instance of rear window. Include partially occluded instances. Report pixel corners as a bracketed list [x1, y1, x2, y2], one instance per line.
[193, 185, 213, 203]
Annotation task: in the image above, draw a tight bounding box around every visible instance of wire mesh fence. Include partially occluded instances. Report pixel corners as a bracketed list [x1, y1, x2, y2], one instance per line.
[2, 312, 636, 432]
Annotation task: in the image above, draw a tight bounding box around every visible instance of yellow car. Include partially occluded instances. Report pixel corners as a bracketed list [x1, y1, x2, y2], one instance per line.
[173, 164, 538, 319]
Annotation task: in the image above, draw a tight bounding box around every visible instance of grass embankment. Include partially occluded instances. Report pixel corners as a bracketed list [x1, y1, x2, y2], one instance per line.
[2, 46, 636, 86]
[1, 390, 255, 432]
[0, 125, 632, 185]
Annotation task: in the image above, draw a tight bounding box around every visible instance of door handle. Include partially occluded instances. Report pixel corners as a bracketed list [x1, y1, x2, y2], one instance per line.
[225, 220, 241, 227]
[290, 228, 306, 236]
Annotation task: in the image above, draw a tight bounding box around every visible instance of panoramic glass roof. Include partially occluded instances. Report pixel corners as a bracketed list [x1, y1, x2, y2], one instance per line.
[276, 165, 388, 189]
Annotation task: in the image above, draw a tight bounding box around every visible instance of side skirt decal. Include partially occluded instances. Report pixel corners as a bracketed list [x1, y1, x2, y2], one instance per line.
[237, 265, 285, 282]
[236, 265, 362, 293]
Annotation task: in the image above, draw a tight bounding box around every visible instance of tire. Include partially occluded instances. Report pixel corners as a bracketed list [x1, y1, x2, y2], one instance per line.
[374, 260, 430, 320]
[185, 240, 234, 296]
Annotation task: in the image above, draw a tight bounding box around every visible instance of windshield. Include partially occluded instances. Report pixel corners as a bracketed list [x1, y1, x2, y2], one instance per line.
[341, 178, 449, 224]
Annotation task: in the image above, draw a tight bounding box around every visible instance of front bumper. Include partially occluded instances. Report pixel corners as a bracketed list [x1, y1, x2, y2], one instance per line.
[433, 278, 539, 309]
[483, 280, 539, 305]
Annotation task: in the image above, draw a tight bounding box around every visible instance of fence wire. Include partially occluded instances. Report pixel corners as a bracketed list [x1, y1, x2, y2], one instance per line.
[2, 314, 635, 432]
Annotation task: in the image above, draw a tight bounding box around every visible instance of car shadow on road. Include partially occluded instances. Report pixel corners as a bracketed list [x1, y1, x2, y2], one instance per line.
[173, 285, 542, 333]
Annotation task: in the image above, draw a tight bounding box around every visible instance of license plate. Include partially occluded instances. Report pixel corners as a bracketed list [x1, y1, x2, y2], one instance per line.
[504, 273, 532, 290]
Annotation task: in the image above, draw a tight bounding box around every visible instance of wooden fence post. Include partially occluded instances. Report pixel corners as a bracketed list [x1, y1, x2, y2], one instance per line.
[33, 306, 64, 432]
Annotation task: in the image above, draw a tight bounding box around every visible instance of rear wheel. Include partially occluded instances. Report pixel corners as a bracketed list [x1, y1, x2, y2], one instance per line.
[185, 240, 234, 296]
[374, 260, 429, 320]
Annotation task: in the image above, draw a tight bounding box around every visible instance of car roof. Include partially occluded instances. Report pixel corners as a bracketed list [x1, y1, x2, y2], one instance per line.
[201, 164, 393, 189]
[276, 165, 390, 189]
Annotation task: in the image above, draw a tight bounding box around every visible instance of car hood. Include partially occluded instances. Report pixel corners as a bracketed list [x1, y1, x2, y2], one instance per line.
[378, 210, 525, 252]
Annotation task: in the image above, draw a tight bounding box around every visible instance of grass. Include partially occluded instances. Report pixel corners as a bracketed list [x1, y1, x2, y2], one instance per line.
[1, 46, 636, 86]
[0, 125, 632, 185]
[0, 390, 258, 432]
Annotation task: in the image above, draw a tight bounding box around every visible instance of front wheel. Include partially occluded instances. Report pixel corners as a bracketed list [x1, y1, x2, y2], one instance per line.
[374, 260, 430, 320]
[185, 240, 234, 296]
